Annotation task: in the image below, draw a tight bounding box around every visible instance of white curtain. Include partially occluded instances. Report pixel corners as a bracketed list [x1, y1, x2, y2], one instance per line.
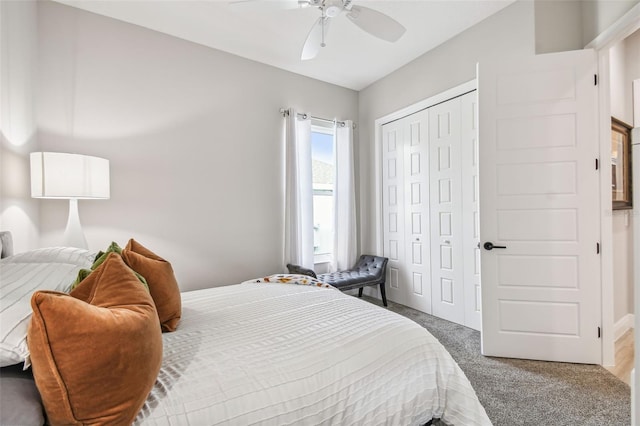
[331, 120, 357, 271]
[284, 109, 315, 270]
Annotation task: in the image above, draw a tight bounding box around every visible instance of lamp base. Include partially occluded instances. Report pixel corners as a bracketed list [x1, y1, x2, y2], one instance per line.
[63, 199, 88, 249]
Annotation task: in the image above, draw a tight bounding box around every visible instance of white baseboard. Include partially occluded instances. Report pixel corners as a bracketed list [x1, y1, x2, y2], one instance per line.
[613, 313, 635, 341]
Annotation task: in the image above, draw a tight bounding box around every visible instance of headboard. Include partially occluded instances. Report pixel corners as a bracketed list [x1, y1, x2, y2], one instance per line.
[0, 231, 13, 259]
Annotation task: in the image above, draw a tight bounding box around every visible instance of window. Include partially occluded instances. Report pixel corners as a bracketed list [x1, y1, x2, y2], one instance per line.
[311, 121, 335, 263]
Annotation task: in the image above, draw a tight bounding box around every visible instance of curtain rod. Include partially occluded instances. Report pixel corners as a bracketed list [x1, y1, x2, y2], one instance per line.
[280, 108, 355, 128]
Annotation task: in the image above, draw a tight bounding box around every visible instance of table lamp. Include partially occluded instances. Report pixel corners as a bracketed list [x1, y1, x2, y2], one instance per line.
[30, 152, 110, 249]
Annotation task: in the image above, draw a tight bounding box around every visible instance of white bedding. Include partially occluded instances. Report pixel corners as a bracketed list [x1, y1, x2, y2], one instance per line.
[0, 247, 94, 367]
[136, 283, 491, 426]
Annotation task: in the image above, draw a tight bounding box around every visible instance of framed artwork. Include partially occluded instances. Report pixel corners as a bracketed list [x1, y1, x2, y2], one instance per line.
[611, 117, 632, 210]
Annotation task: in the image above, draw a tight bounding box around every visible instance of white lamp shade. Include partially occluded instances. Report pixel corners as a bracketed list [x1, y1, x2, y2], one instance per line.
[30, 152, 110, 199]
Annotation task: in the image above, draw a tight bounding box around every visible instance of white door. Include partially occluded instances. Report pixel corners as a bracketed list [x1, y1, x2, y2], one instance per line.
[382, 112, 431, 313]
[382, 119, 407, 307]
[428, 92, 480, 329]
[429, 98, 465, 324]
[479, 50, 601, 363]
[402, 110, 431, 313]
[460, 91, 482, 331]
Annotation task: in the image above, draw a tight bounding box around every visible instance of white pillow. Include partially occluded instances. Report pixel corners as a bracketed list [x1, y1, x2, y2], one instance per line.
[0, 247, 95, 367]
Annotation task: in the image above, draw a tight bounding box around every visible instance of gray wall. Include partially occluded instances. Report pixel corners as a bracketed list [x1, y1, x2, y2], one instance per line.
[534, 0, 639, 54]
[534, 0, 583, 53]
[35, 1, 358, 291]
[0, 0, 40, 253]
[582, 0, 640, 46]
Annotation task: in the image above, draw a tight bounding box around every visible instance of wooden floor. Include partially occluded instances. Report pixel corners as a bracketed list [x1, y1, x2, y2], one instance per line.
[605, 329, 634, 385]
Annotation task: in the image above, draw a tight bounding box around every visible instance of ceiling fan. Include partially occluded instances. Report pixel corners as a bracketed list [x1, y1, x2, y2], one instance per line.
[231, 0, 406, 60]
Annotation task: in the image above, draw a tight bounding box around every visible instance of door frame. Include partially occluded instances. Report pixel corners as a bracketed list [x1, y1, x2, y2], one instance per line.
[584, 2, 640, 368]
[583, 8, 640, 425]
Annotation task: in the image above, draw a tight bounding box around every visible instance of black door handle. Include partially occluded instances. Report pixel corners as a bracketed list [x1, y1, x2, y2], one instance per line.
[483, 242, 507, 250]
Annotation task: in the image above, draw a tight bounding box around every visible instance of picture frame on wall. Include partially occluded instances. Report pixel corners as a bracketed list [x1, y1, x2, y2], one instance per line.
[611, 117, 633, 210]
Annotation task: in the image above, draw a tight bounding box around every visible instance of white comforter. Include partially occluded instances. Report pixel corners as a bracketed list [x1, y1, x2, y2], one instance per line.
[136, 283, 491, 426]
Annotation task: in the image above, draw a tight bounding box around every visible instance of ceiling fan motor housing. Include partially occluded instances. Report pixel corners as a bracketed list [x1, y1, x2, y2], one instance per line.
[324, 0, 343, 17]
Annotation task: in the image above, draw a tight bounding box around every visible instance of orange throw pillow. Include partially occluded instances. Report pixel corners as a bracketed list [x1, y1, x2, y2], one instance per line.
[27, 253, 162, 425]
[122, 239, 182, 332]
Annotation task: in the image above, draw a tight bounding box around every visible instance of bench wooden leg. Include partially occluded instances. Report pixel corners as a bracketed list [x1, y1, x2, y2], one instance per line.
[380, 282, 388, 307]
[358, 288, 363, 298]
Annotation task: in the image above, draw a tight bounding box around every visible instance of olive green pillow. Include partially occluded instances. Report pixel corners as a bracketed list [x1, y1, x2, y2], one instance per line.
[70, 242, 148, 291]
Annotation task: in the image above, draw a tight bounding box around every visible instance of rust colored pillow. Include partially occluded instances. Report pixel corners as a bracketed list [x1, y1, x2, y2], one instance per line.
[121, 239, 181, 332]
[27, 253, 162, 425]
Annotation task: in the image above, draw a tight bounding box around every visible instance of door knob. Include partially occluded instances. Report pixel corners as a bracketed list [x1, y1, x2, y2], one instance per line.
[483, 242, 507, 250]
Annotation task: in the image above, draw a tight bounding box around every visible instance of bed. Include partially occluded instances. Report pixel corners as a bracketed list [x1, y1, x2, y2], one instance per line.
[0, 233, 491, 426]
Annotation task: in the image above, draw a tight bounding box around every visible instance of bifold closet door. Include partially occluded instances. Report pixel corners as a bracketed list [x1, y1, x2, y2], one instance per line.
[429, 98, 465, 325]
[382, 119, 407, 307]
[382, 92, 479, 328]
[460, 91, 481, 331]
[382, 111, 431, 314]
[428, 91, 480, 329]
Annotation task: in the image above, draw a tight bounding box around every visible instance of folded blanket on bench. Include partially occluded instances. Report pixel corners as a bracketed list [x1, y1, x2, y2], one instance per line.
[287, 255, 389, 306]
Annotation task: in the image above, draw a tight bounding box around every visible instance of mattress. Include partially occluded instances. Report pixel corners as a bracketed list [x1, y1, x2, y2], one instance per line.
[135, 282, 491, 425]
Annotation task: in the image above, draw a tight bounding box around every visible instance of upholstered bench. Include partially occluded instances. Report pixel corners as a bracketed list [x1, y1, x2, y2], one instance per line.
[287, 255, 389, 306]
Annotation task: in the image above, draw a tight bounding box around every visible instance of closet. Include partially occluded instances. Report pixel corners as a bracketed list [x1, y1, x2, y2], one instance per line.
[382, 91, 480, 330]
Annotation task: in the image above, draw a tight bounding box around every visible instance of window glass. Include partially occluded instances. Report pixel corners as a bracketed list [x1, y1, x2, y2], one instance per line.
[311, 124, 334, 259]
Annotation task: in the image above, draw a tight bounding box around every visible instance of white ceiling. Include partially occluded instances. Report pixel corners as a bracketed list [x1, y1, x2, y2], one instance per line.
[53, 0, 516, 91]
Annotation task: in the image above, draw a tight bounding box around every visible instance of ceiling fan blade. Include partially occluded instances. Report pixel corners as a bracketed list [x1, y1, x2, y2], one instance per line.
[346, 5, 406, 42]
[229, 0, 307, 10]
[301, 16, 331, 61]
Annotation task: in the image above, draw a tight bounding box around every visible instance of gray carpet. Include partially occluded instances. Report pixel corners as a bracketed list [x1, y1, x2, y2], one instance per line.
[364, 297, 631, 426]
